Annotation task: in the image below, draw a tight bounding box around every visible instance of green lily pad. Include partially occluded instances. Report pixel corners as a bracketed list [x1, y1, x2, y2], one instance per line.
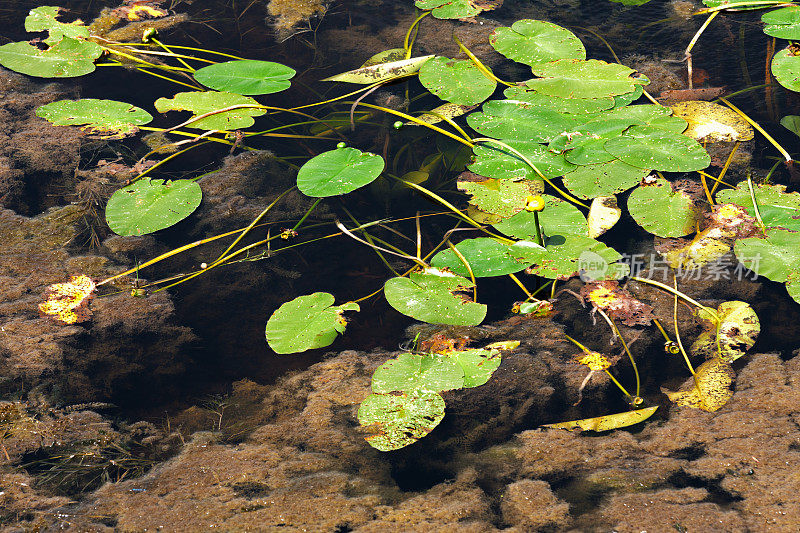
[771, 45, 800, 92]
[36, 98, 152, 139]
[384, 268, 487, 326]
[469, 140, 575, 181]
[154, 91, 266, 130]
[419, 57, 497, 106]
[503, 85, 614, 113]
[322, 55, 433, 83]
[691, 301, 760, 363]
[372, 352, 465, 394]
[105, 179, 202, 236]
[296, 146, 384, 197]
[193, 60, 295, 95]
[781, 115, 800, 137]
[762, 6, 800, 39]
[613, 85, 644, 108]
[0, 37, 102, 78]
[494, 194, 588, 238]
[522, 233, 627, 280]
[449, 347, 502, 388]
[466, 99, 578, 142]
[548, 120, 633, 166]
[358, 391, 446, 451]
[265, 292, 359, 354]
[415, 0, 498, 19]
[702, 0, 767, 11]
[603, 125, 710, 172]
[717, 181, 800, 231]
[733, 227, 800, 283]
[526, 59, 649, 99]
[628, 177, 699, 237]
[561, 159, 649, 200]
[431, 237, 530, 277]
[457, 177, 538, 218]
[489, 19, 586, 67]
[25, 6, 89, 45]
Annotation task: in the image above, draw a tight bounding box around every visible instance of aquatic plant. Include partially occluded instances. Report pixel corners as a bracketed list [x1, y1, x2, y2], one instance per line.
[5, 1, 797, 451]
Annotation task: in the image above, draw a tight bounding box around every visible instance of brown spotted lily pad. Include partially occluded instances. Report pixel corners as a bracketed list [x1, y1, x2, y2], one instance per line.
[664, 358, 736, 412]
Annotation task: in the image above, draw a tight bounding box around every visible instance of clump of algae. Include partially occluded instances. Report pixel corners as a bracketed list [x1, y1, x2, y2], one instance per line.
[267, 0, 327, 40]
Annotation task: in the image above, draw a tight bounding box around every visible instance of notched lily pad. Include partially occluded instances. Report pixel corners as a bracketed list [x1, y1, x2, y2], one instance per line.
[296, 146, 385, 197]
[604, 125, 710, 172]
[494, 194, 587, 239]
[265, 292, 359, 354]
[526, 59, 649, 99]
[523, 233, 627, 281]
[690, 301, 759, 363]
[431, 237, 530, 277]
[25, 6, 89, 45]
[384, 268, 487, 325]
[193, 60, 296, 95]
[36, 98, 153, 139]
[105, 179, 202, 236]
[154, 91, 266, 130]
[489, 19, 586, 66]
[628, 177, 699, 237]
[415, 0, 501, 19]
[771, 45, 800, 92]
[358, 392, 445, 451]
[0, 37, 102, 78]
[457, 175, 539, 218]
[371, 352, 464, 394]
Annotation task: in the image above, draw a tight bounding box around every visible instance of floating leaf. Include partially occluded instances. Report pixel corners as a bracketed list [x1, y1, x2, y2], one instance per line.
[466, 99, 579, 142]
[371, 352, 464, 393]
[587, 196, 621, 238]
[36, 99, 152, 139]
[193, 60, 295, 95]
[561, 159, 649, 200]
[322, 55, 433, 83]
[154, 91, 266, 130]
[469, 140, 575, 181]
[526, 59, 649, 99]
[604, 125, 710, 172]
[670, 101, 753, 142]
[489, 19, 586, 66]
[771, 45, 800, 92]
[780, 115, 800, 138]
[762, 6, 800, 40]
[702, 0, 766, 11]
[414, 0, 500, 19]
[265, 292, 359, 354]
[39, 274, 96, 325]
[733, 227, 800, 284]
[580, 280, 654, 326]
[494, 194, 588, 239]
[384, 268, 487, 325]
[105, 179, 202, 236]
[548, 120, 629, 166]
[413, 103, 477, 125]
[691, 301, 759, 363]
[449, 346, 504, 388]
[296, 146, 384, 197]
[419, 57, 497, 106]
[543, 406, 658, 431]
[457, 176, 539, 218]
[0, 37, 102, 78]
[628, 177, 698, 237]
[360, 48, 407, 67]
[431, 237, 530, 277]
[664, 359, 735, 412]
[358, 392, 445, 451]
[717, 181, 800, 232]
[516, 300, 554, 316]
[25, 6, 89, 45]
[503, 85, 614, 113]
[522, 233, 627, 280]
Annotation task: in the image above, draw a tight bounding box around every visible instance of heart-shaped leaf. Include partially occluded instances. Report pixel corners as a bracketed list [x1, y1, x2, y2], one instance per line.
[469, 140, 575, 181]
[358, 391, 445, 451]
[466, 99, 579, 142]
[154, 91, 266, 130]
[431, 237, 531, 277]
[628, 177, 699, 237]
[371, 352, 465, 393]
[25, 6, 90, 45]
[603, 125, 710, 172]
[36, 99, 153, 139]
[0, 37, 102, 78]
[193, 60, 295, 95]
[691, 301, 759, 363]
[717, 181, 800, 232]
[762, 5, 800, 40]
[265, 292, 359, 354]
[105, 179, 202, 236]
[384, 268, 487, 325]
[771, 45, 800, 92]
[494, 194, 587, 239]
[518, 233, 628, 280]
[561, 159, 649, 200]
[526, 59, 649, 99]
[296, 146, 385, 197]
[489, 19, 586, 66]
[503, 85, 614, 113]
[457, 176, 540, 218]
[415, 0, 499, 19]
[419, 57, 497, 106]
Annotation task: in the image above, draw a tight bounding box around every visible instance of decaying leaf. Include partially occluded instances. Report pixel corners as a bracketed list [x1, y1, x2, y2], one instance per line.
[587, 196, 621, 238]
[513, 299, 554, 317]
[111, 1, 168, 21]
[322, 55, 433, 83]
[690, 301, 760, 363]
[543, 406, 658, 431]
[575, 350, 612, 371]
[412, 103, 477, 126]
[664, 358, 735, 412]
[670, 101, 754, 143]
[39, 274, 96, 325]
[580, 280, 654, 326]
[657, 203, 759, 268]
[358, 391, 446, 451]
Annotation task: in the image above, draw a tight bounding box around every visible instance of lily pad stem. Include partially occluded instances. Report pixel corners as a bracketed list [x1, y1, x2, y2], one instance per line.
[630, 276, 718, 319]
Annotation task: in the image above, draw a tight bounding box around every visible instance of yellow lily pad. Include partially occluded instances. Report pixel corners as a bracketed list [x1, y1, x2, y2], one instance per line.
[670, 101, 754, 143]
[587, 196, 621, 238]
[691, 301, 760, 363]
[664, 358, 735, 412]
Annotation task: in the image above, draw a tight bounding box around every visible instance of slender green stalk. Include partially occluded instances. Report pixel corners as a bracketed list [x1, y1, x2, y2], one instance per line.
[404, 11, 431, 57]
[719, 97, 792, 161]
[452, 34, 514, 87]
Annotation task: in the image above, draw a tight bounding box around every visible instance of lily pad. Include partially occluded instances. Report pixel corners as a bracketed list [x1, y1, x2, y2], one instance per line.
[561, 159, 649, 200]
[431, 237, 530, 277]
[781, 115, 800, 137]
[691, 301, 759, 363]
[25, 6, 89, 45]
[384, 268, 487, 326]
[154, 91, 266, 130]
[762, 6, 800, 40]
[265, 292, 359, 354]
[543, 406, 658, 431]
[503, 85, 614, 113]
[419, 57, 497, 106]
[457, 177, 539, 218]
[466, 99, 578, 142]
[771, 45, 800, 92]
[449, 345, 507, 388]
[733, 227, 800, 283]
[628, 177, 699, 237]
[105, 179, 202, 236]
[664, 358, 735, 412]
[521, 233, 627, 280]
[193, 60, 295, 95]
[494, 194, 588, 239]
[296, 146, 384, 197]
[322, 55, 433, 83]
[526, 59, 649, 99]
[603, 125, 710, 172]
[415, 0, 498, 19]
[36, 99, 152, 139]
[0, 37, 102, 78]
[489, 19, 585, 66]
[717, 181, 800, 232]
[469, 140, 576, 181]
[358, 391, 445, 451]
[670, 101, 754, 142]
[371, 352, 464, 393]
[587, 196, 621, 238]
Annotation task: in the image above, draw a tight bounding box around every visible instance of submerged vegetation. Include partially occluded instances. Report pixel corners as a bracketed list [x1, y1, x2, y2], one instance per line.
[1, 0, 798, 452]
